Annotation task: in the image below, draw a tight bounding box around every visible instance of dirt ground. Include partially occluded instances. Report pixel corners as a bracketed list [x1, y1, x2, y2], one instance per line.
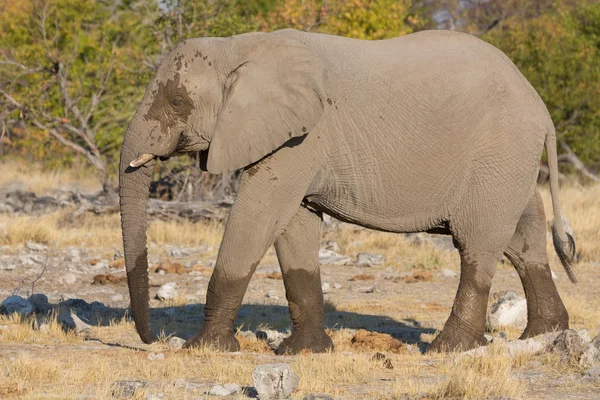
[0, 165, 599, 399]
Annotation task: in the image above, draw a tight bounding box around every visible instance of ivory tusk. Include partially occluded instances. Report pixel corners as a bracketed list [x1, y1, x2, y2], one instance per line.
[129, 153, 155, 168]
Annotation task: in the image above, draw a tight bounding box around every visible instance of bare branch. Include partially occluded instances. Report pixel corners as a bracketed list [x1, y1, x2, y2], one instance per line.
[556, 109, 581, 131]
[558, 140, 600, 183]
[57, 63, 91, 136]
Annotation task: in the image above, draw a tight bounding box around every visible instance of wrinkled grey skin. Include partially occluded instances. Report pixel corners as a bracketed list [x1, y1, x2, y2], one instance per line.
[119, 29, 576, 353]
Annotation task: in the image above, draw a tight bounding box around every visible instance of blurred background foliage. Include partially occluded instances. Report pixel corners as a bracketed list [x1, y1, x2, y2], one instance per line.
[1, 0, 599, 188]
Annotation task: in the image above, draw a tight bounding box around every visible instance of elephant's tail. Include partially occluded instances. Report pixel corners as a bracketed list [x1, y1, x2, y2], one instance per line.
[545, 126, 577, 283]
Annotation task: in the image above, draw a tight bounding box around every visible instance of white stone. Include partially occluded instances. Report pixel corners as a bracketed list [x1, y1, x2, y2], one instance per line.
[333, 283, 342, 289]
[168, 336, 186, 350]
[207, 384, 235, 397]
[356, 253, 385, 268]
[252, 363, 300, 400]
[26, 241, 48, 251]
[321, 240, 340, 252]
[551, 270, 558, 280]
[0, 257, 16, 270]
[318, 249, 351, 266]
[1, 295, 33, 315]
[111, 294, 124, 302]
[580, 333, 600, 367]
[321, 282, 330, 294]
[442, 269, 457, 278]
[147, 352, 165, 361]
[58, 309, 92, 334]
[487, 291, 527, 330]
[156, 282, 179, 300]
[58, 273, 77, 285]
[257, 330, 286, 350]
[266, 290, 279, 300]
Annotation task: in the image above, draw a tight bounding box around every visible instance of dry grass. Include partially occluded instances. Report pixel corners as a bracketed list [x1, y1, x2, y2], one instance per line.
[0, 161, 101, 195]
[433, 344, 527, 400]
[1, 167, 599, 399]
[540, 183, 600, 263]
[0, 209, 223, 252]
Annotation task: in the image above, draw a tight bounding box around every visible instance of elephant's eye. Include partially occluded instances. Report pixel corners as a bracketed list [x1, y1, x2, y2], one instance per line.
[170, 98, 183, 107]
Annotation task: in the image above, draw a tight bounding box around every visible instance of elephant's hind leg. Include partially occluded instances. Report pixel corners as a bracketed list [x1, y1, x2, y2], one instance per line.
[504, 189, 568, 338]
[428, 185, 522, 352]
[274, 206, 333, 355]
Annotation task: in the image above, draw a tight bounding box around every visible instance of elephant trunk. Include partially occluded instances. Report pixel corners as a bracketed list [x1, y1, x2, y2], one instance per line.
[119, 118, 158, 344]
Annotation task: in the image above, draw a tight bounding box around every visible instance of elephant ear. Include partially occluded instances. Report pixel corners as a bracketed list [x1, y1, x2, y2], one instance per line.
[207, 34, 327, 174]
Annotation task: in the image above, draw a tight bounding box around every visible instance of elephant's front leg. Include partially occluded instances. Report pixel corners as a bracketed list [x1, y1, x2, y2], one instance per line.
[274, 206, 333, 355]
[183, 154, 319, 351]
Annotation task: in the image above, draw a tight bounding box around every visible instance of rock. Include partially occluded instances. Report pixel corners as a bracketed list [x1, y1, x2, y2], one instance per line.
[0, 295, 33, 316]
[321, 282, 330, 294]
[303, 395, 334, 400]
[111, 294, 124, 302]
[487, 291, 527, 330]
[168, 336, 186, 350]
[147, 352, 164, 361]
[441, 269, 457, 278]
[256, 330, 286, 350]
[27, 293, 51, 314]
[351, 329, 404, 353]
[156, 282, 179, 301]
[237, 330, 258, 341]
[353, 285, 379, 294]
[0, 257, 16, 270]
[551, 270, 558, 280]
[356, 253, 385, 268]
[207, 383, 240, 397]
[111, 380, 148, 399]
[168, 247, 189, 258]
[145, 393, 164, 400]
[580, 333, 600, 367]
[26, 241, 48, 252]
[66, 248, 81, 262]
[321, 240, 340, 252]
[58, 273, 77, 285]
[583, 365, 600, 382]
[266, 290, 279, 300]
[405, 232, 455, 251]
[318, 249, 351, 266]
[58, 309, 92, 334]
[548, 329, 588, 365]
[252, 363, 300, 400]
[223, 383, 241, 394]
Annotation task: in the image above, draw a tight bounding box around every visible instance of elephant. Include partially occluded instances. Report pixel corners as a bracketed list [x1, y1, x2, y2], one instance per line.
[119, 28, 576, 354]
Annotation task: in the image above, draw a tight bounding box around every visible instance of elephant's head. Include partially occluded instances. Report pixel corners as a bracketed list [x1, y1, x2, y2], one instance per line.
[119, 32, 327, 343]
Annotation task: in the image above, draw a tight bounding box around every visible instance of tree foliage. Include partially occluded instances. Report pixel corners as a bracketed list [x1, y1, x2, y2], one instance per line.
[0, 0, 598, 180]
[483, 2, 600, 169]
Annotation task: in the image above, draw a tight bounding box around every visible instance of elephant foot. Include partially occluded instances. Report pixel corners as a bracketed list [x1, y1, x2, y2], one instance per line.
[275, 328, 334, 355]
[183, 326, 240, 352]
[427, 329, 486, 353]
[519, 316, 568, 340]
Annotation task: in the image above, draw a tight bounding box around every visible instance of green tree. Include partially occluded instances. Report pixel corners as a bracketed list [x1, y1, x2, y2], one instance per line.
[261, 0, 421, 39]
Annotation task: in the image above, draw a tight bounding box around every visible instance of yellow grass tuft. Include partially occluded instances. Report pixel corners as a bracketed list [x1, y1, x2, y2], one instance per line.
[433, 344, 527, 400]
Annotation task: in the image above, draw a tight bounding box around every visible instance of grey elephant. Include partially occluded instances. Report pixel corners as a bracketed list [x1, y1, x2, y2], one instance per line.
[119, 29, 576, 354]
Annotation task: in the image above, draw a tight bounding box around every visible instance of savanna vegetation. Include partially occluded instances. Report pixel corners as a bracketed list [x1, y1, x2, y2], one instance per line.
[1, 0, 599, 188]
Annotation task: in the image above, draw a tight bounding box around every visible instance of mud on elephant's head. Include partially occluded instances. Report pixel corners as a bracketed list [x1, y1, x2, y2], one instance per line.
[123, 32, 328, 175]
[118, 32, 328, 344]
